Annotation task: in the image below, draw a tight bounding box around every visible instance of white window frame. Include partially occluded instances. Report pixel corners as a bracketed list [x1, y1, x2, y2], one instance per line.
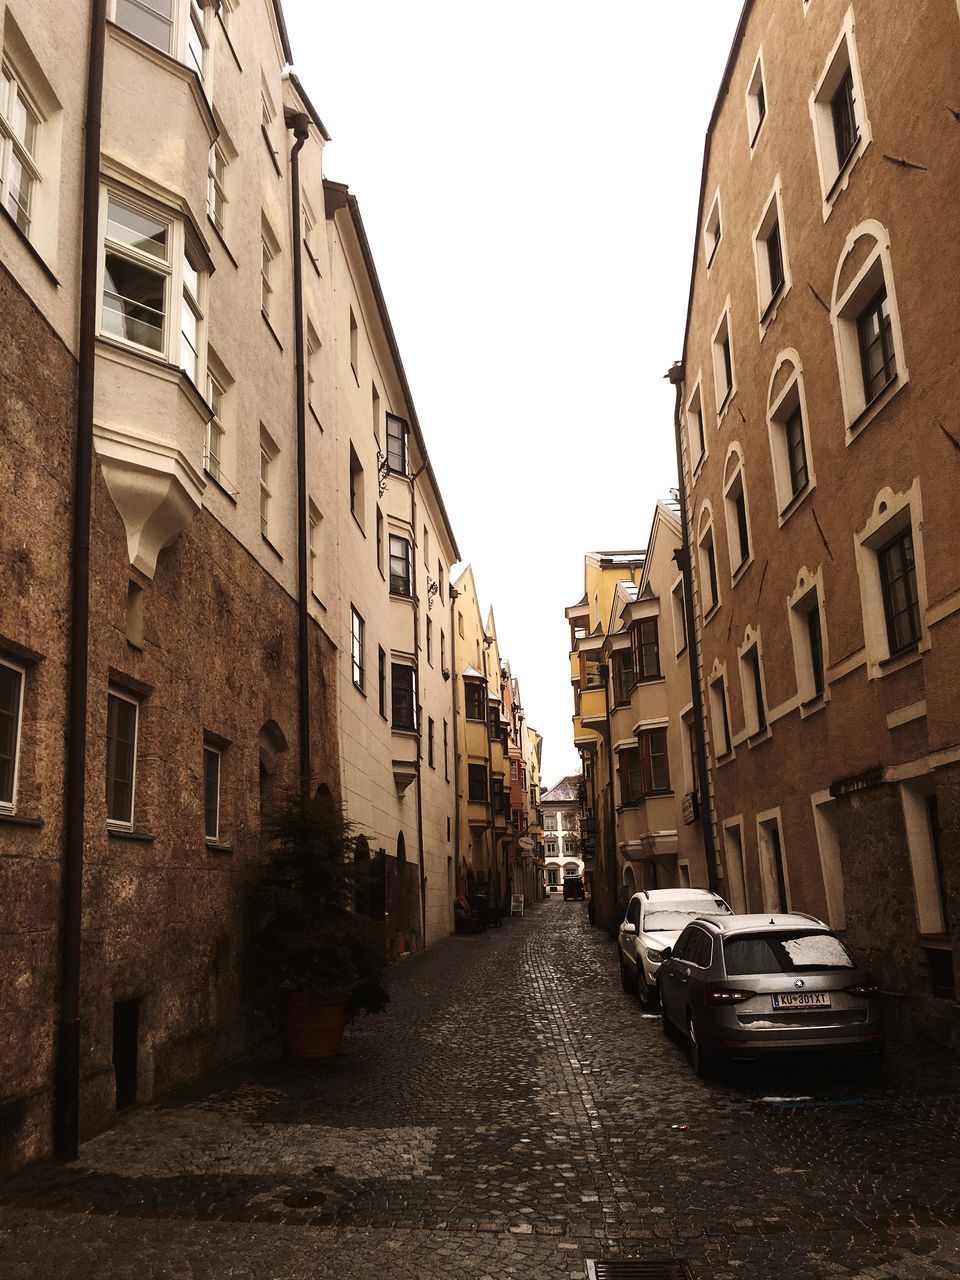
[787, 566, 830, 711]
[830, 219, 908, 440]
[722, 445, 753, 586]
[180, 243, 204, 385]
[351, 606, 365, 692]
[207, 142, 227, 237]
[745, 48, 767, 151]
[756, 808, 790, 913]
[737, 626, 769, 740]
[106, 687, 139, 830]
[703, 188, 722, 271]
[685, 374, 707, 479]
[308, 501, 322, 601]
[306, 320, 320, 417]
[855, 481, 929, 679]
[0, 657, 25, 814]
[205, 369, 225, 482]
[696, 503, 721, 622]
[259, 426, 277, 542]
[186, 0, 208, 82]
[112, 0, 177, 57]
[711, 300, 736, 423]
[261, 216, 279, 321]
[0, 59, 42, 240]
[752, 177, 791, 333]
[809, 7, 872, 221]
[203, 742, 221, 841]
[766, 349, 816, 523]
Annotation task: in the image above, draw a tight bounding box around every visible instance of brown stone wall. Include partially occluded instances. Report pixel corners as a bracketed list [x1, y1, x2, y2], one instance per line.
[681, 0, 960, 1041]
[0, 261, 340, 1173]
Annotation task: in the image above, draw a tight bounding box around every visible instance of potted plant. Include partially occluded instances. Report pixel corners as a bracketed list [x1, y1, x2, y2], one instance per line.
[246, 790, 388, 1060]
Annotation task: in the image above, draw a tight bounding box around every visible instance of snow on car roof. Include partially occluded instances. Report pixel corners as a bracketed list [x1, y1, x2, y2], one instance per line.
[710, 913, 828, 933]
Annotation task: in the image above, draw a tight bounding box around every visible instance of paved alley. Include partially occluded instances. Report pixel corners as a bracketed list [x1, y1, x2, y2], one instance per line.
[2, 901, 960, 1280]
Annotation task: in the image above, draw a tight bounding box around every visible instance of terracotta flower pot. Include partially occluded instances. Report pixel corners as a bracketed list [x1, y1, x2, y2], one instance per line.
[279, 991, 351, 1060]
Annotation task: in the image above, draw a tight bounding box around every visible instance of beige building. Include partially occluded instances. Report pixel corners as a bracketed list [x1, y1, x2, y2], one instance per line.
[541, 775, 583, 893]
[676, 0, 960, 1041]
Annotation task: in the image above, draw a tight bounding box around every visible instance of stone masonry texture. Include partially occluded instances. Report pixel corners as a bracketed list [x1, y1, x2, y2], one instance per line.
[1, 900, 959, 1279]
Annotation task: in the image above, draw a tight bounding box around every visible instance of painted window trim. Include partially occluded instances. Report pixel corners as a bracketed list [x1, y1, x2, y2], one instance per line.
[808, 6, 873, 221]
[766, 349, 816, 523]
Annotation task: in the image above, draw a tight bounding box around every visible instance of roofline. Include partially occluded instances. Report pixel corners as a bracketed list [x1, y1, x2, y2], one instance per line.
[285, 72, 331, 141]
[678, 0, 753, 374]
[323, 181, 461, 560]
[271, 0, 294, 63]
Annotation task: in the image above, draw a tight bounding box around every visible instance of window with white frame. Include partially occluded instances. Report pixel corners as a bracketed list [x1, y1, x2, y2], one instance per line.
[205, 369, 225, 482]
[721, 818, 748, 912]
[308, 501, 321, 598]
[809, 12, 871, 213]
[203, 742, 220, 841]
[900, 780, 949, 936]
[878, 526, 921, 657]
[671, 578, 687, 655]
[745, 50, 767, 148]
[789, 576, 827, 704]
[207, 143, 227, 236]
[391, 663, 416, 731]
[766, 352, 815, 518]
[351, 607, 364, 692]
[856, 485, 928, 676]
[703, 189, 721, 268]
[0, 658, 25, 812]
[348, 444, 364, 529]
[186, 0, 207, 80]
[738, 632, 767, 736]
[722, 448, 752, 581]
[831, 222, 907, 433]
[259, 427, 276, 541]
[302, 196, 320, 269]
[306, 321, 320, 414]
[686, 379, 706, 474]
[389, 534, 412, 597]
[386, 412, 408, 475]
[753, 181, 789, 323]
[101, 194, 170, 354]
[106, 688, 139, 828]
[260, 80, 280, 169]
[114, 0, 175, 54]
[179, 245, 204, 383]
[711, 304, 735, 419]
[260, 218, 278, 321]
[349, 307, 359, 381]
[0, 59, 40, 238]
[426, 615, 433, 665]
[708, 670, 732, 759]
[696, 507, 720, 619]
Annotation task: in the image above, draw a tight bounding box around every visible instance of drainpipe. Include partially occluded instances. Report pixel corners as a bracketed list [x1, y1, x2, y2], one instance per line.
[410, 465, 427, 945]
[666, 361, 720, 893]
[598, 663, 619, 933]
[54, 0, 107, 1163]
[286, 110, 312, 800]
[449, 586, 461, 895]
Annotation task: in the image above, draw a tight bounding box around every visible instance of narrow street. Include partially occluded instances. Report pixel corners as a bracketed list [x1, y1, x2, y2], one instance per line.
[2, 902, 959, 1280]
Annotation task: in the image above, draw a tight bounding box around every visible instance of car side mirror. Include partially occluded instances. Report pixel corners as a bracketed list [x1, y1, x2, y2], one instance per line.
[659, 946, 672, 961]
[621, 922, 636, 935]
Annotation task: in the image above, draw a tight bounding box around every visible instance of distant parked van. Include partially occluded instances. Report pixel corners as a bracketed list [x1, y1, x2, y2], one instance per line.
[563, 875, 585, 901]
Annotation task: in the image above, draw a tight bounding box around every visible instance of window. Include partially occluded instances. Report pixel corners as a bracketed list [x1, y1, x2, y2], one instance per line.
[205, 371, 225, 483]
[260, 85, 280, 169]
[106, 690, 138, 827]
[686, 380, 706, 474]
[810, 15, 871, 212]
[350, 607, 365, 692]
[857, 287, 896, 405]
[492, 776, 505, 815]
[186, 0, 206, 80]
[488, 704, 500, 740]
[740, 641, 767, 735]
[302, 196, 319, 269]
[437, 562, 444, 603]
[0, 659, 24, 811]
[745, 50, 766, 147]
[631, 618, 661, 681]
[723, 452, 751, 579]
[468, 764, 488, 803]
[203, 744, 220, 841]
[371, 384, 380, 442]
[703, 189, 721, 268]
[789, 577, 827, 704]
[510, 759, 519, 782]
[423, 525, 430, 569]
[426, 616, 433, 665]
[901, 782, 950, 940]
[391, 664, 416, 731]
[753, 183, 789, 323]
[465, 680, 485, 721]
[612, 649, 635, 703]
[259, 428, 276, 541]
[389, 535, 412, 597]
[349, 308, 359, 381]
[766, 352, 816, 518]
[114, 0, 174, 54]
[457, 612, 464, 639]
[697, 509, 720, 618]
[427, 717, 435, 768]
[671, 580, 687, 655]
[443, 720, 449, 779]
[879, 527, 921, 656]
[618, 747, 642, 806]
[638, 727, 670, 793]
[712, 305, 735, 418]
[440, 630, 447, 673]
[306, 322, 320, 415]
[101, 195, 169, 354]
[709, 672, 732, 759]
[260, 221, 278, 321]
[378, 646, 387, 718]
[0, 60, 40, 237]
[349, 445, 364, 528]
[785, 405, 808, 496]
[386, 413, 408, 476]
[757, 813, 788, 912]
[308, 502, 321, 598]
[179, 246, 204, 383]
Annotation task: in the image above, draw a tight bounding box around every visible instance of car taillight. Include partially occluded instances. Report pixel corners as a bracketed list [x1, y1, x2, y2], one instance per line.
[704, 985, 752, 1005]
[844, 981, 879, 997]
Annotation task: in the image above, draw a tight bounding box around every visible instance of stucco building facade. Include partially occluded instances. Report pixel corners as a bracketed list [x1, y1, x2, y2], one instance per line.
[676, 0, 960, 1042]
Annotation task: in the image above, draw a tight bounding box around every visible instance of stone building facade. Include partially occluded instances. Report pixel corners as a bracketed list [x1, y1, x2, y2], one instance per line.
[541, 776, 583, 893]
[676, 0, 960, 1042]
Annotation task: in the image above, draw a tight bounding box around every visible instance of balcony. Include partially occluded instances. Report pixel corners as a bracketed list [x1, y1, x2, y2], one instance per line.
[578, 687, 606, 727]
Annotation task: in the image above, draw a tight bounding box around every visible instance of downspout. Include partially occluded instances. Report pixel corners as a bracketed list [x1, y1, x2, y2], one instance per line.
[410, 464, 427, 945]
[286, 110, 312, 800]
[54, 0, 107, 1163]
[667, 361, 720, 892]
[449, 586, 461, 895]
[598, 664, 619, 933]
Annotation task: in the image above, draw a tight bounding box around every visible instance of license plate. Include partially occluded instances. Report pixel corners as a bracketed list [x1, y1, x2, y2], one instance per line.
[771, 991, 831, 1009]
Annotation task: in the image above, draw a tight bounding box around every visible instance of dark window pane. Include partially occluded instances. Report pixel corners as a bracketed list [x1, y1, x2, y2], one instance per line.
[389, 536, 411, 596]
[831, 66, 858, 169]
[879, 527, 920, 654]
[386, 414, 407, 475]
[106, 693, 138, 824]
[734, 489, 749, 566]
[766, 220, 783, 299]
[465, 681, 485, 721]
[0, 664, 23, 805]
[806, 604, 825, 697]
[391, 664, 416, 731]
[203, 747, 220, 839]
[102, 255, 165, 351]
[857, 287, 897, 403]
[785, 406, 808, 496]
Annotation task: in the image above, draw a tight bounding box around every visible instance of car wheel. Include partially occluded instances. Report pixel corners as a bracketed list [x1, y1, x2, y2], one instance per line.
[687, 1013, 712, 1079]
[618, 952, 634, 993]
[638, 972, 660, 1011]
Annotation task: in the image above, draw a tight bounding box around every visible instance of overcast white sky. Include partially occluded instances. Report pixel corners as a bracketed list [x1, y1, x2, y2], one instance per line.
[285, 0, 744, 788]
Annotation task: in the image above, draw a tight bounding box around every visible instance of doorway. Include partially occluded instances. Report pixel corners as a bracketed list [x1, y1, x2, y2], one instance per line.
[112, 998, 140, 1110]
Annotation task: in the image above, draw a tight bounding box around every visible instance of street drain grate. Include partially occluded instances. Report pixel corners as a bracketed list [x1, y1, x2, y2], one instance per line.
[586, 1262, 698, 1280]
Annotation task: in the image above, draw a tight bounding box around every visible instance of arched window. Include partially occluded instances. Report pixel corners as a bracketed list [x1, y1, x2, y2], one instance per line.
[696, 503, 721, 619]
[766, 349, 815, 521]
[722, 445, 753, 585]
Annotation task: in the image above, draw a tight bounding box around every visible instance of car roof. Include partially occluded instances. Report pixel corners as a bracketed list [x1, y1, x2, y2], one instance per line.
[635, 888, 720, 901]
[693, 912, 828, 935]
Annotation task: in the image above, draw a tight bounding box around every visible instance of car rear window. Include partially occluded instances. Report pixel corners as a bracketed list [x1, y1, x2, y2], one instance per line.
[645, 907, 729, 932]
[723, 931, 857, 976]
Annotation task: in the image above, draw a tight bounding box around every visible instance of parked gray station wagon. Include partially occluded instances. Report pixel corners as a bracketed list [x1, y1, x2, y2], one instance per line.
[658, 913, 883, 1076]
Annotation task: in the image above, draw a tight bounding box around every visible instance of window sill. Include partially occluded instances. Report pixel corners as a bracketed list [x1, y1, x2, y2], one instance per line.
[350, 363, 360, 387]
[715, 749, 735, 768]
[207, 216, 239, 269]
[389, 592, 414, 604]
[308, 404, 323, 432]
[311, 590, 327, 613]
[351, 512, 366, 537]
[823, 135, 866, 215]
[108, 827, 156, 843]
[304, 244, 322, 277]
[746, 726, 773, 749]
[749, 118, 766, 152]
[0, 812, 42, 829]
[759, 280, 789, 335]
[218, 10, 242, 71]
[352, 683, 367, 699]
[777, 480, 815, 528]
[392, 725, 419, 738]
[705, 241, 720, 272]
[262, 128, 283, 177]
[206, 839, 234, 854]
[261, 311, 284, 352]
[845, 375, 905, 445]
[691, 451, 707, 485]
[702, 601, 721, 627]
[877, 645, 922, 678]
[0, 205, 60, 287]
[204, 468, 238, 504]
[731, 555, 753, 588]
[799, 692, 827, 719]
[716, 388, 736, 425]
[261, 534, 283, 561]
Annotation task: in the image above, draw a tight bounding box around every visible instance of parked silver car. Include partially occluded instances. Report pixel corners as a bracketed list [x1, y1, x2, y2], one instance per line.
[658, 913, 883, 1077]
[618, 888, 732, 1009]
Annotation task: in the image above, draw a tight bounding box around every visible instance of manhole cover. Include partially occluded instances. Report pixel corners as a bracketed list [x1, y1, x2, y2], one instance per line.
[586, 1262, 698, 1280]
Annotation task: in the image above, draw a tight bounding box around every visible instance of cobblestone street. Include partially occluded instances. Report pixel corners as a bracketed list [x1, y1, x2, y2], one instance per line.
[2, 900, 960, 1279]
